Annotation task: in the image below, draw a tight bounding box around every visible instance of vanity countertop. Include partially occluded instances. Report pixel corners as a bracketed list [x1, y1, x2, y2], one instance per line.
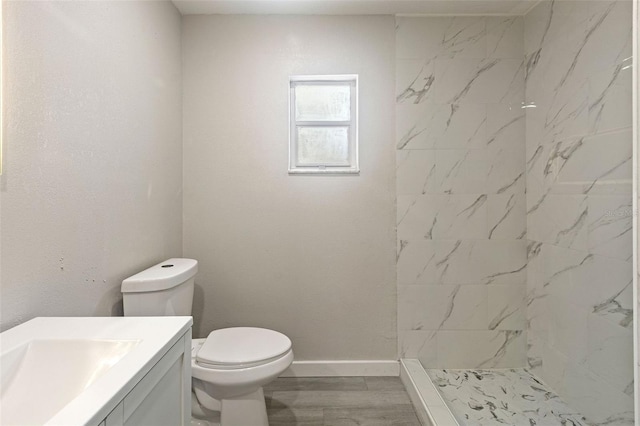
[0, 316, 192, 425]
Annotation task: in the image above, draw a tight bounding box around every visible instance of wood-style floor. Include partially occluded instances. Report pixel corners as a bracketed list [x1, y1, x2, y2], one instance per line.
[264, 377, 422, 426]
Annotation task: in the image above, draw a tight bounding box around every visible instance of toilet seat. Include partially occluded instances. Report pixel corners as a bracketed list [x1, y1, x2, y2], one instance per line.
[195, 327, 292, 370]
[191, 341, 294, 400]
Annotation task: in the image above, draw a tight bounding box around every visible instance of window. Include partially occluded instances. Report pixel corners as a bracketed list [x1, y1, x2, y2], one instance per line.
[289, 75, 359, 174]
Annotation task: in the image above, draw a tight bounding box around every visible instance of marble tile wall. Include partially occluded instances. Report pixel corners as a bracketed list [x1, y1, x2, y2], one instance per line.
[524, 1, 634, 424]
[395, 16, 528, 369]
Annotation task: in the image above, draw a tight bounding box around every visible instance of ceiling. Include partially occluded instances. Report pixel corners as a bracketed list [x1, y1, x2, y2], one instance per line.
[171, 0, 540, 16]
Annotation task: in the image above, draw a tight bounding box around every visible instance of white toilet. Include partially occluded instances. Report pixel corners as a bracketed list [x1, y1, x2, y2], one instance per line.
[121, 258, 293, 426]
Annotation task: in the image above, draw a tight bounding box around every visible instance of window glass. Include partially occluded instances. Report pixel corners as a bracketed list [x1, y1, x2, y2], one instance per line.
[296, 127, 349, 165]
[294, 85, 351, 122]
[289, 75, 358, 174]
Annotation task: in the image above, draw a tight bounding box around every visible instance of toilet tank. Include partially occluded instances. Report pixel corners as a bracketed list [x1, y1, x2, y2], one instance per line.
[121, 258, 197, 316]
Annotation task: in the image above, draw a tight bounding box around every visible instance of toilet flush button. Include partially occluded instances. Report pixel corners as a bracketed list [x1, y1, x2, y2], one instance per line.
[161, 264, 174, 268]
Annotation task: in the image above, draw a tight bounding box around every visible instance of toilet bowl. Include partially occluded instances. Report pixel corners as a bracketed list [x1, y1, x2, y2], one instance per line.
[191, 328, 293, 426]
[121, 259, 294, 426]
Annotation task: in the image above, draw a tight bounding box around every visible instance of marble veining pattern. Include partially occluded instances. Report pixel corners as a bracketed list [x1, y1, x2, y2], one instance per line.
[427, 368, 590, 426]
[524, 1, 633, 425]
[396, 5, 633, 425]
[396, 16, 527, 370]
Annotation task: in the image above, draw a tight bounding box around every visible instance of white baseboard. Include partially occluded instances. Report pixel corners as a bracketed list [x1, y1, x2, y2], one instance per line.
[281, 360, 399, 377]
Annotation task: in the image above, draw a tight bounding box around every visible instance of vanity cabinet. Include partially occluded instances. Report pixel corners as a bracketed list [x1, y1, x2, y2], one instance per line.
[98, 330, 191, 426]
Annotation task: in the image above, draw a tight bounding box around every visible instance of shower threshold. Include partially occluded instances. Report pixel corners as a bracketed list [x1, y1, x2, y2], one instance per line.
[400, 360, 591, 426]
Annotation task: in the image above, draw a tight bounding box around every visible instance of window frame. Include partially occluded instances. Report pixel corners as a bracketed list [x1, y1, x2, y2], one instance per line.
[288, 75, 359, 175]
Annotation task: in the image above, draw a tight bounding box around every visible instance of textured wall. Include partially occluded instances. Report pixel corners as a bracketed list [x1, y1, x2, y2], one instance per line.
[395, 16, 527, 368]
[182, 15, 397, 360]
[0, 0, 183, 330]
[524, 1, 634, 424]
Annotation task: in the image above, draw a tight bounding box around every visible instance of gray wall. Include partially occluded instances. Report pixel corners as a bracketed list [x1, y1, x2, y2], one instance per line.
[0, 0, 183, 330]
[182, 15, 397, 360]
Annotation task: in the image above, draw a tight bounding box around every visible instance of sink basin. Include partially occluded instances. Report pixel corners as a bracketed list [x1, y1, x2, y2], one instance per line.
[0, 339, 139, 426]
[0, 317, 191, 425]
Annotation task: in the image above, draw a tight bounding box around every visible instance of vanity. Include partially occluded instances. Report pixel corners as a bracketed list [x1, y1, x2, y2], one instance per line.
[0, 316, 192, 426]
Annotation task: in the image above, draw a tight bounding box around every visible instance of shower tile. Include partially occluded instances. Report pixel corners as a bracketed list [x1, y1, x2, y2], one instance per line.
[434, 149, 488, 194]
[524, 0, 591, 55]
[538, 29, 591, 98]
[436, 285, 488, 330]
[527, 194, 588, 250]
[395, 102, 437, 150]
[396, 102, 487, 150]
[397, 285, 487, 331]
[486, 17, 523, 59]
[587, 195, 632, 261]
[487, 284, 525, 330]
[523, 2, 633, 423]
[579, 0, 632, 77]
[559, 358, 634, 425]
[396, 18, 527, 380]
[586, 313, 634, 394]
[525, 242, 548, 332]
[395, 17, 440, 60]
[436, 330, 525, 368]
[532, 137, 584, 192]
[429, 195, 488, 239]
[547, 299, 589, 365]
[526, 330, 545, 374]
[487, 193, 526, 239]
[398, 330, 438, 367]
[540, 340, 570, 393]
[572, 254, 632, 328]
[396, 59, 436, 105]
[396, 195, 441, 239]
[395, 17, 486, 61]
[433, 240, 526, 286]
[434, 58, 524, 105]
[588, 61, 632, 134]
[397, 194, 488, 240]
[553, 129, 632, 194]
[397, 285, 447, 330]
[526, 78, 589, 145]
[541, 244, 590, 294]
[396, 240, 437, 284]
[396, 150, 437, 195]
[485, 103, 525, 150]
[486, 145, 525, 196]
[429, 17, 487, 60]
[525, 284, 549, 332]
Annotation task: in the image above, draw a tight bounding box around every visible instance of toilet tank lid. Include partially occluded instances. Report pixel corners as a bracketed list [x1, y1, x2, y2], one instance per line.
[121, 258, 198, 293]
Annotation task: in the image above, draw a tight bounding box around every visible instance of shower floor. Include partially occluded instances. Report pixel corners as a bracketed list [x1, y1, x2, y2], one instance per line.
[427, 368, 590, 426]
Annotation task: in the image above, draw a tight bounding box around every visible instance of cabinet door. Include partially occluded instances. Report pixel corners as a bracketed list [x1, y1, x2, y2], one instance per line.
[123, 335, 188, 426]
[124, 357, 183, 426]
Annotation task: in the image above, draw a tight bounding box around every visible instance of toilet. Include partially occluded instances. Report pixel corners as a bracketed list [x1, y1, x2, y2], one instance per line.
[121, 258, 293, 426]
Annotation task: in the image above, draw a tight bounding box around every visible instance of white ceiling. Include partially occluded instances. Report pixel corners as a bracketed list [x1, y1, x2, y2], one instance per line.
[172, 0, 540, 16]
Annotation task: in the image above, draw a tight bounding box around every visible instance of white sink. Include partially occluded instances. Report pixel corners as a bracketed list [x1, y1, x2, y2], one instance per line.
[0, 317, 192, 426]
[1, 339, 139, 426]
